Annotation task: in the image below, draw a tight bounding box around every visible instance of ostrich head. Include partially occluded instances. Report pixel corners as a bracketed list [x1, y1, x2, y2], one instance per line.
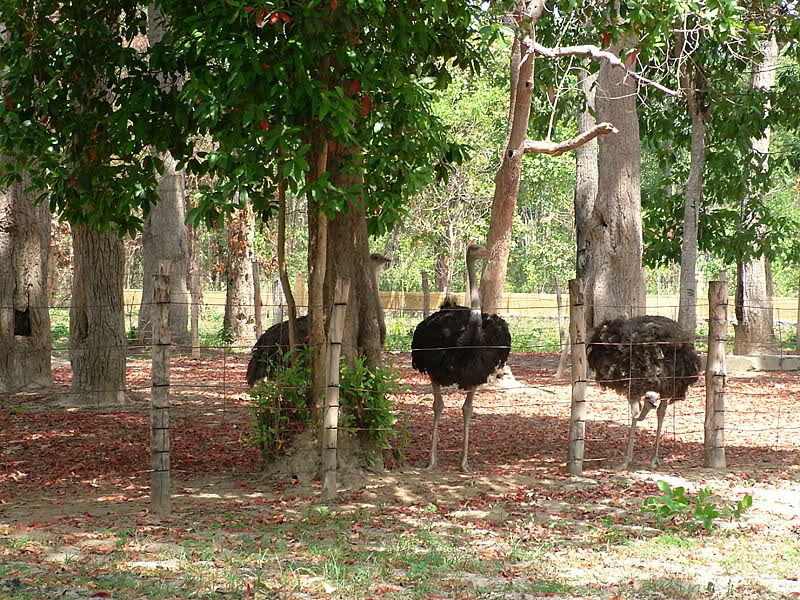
[369, 253, 392, 275]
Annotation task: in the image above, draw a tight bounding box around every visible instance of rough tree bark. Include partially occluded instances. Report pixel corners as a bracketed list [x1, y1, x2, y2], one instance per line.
[137, 6, 190, 348]
[677, 63, 707, 338]
[574, 66, 598, 283]
[583, 34, 646, 327]
[324, 146, 384, 369]
[223, 203, 257, 347]
[68, 226, 127, 405]
[137, 153, 191, 347]
[734, 35, 778, 355]
[0, 171, 52, 392]
[479, 0, 546, 314]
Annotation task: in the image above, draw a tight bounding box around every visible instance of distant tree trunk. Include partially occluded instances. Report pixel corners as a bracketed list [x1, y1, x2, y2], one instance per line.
[480, 0, 546, 315]
[253, 257, 263, 337]
[735, 35, 778, 355]
[677, 66, 707, 338]
[185, 196, 203, 358]
[137, 154, 190, 347]
[0, 171, 52, 392]
[422, 270, 431, 318]
[223, 203, 257, 346]
[574, 66, 598, 284]
[68, 226, 127, 405]
[584, 34, 646, 327]
[47, 219, 72, 304]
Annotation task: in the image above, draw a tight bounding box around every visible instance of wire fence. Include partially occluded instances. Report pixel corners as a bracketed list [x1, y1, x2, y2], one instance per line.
[2, 287, 800, 502]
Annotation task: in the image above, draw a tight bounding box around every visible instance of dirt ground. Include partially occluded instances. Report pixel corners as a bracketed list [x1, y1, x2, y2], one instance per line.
[2, 352, 799, 599]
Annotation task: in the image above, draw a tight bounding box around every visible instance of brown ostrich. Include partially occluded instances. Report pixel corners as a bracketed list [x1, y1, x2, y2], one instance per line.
[587, 315, 702, 468]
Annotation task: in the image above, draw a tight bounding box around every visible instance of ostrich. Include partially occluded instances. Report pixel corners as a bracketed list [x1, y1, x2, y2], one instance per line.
[411, 243, 511, 472]
[246, 253, 391, 385]
[587, 315, 702, 468]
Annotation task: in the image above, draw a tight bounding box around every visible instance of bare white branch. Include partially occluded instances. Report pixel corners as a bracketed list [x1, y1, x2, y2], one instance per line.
[530, 42, 680, 97]
[523, 122, 618, 157]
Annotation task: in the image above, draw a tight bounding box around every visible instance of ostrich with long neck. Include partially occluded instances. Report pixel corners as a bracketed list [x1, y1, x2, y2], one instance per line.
[246, 252, 391, 385]
[411, 243, 511, 472]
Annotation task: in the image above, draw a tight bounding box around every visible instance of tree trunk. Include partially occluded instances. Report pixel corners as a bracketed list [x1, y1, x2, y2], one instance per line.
[68, 225, 127, 405]
[479, 0, 546, 315]
[584, 35, 646, 327]
[186, 195, 203, 358]
[324, 146, 383, 369]
[307, 134, 330, 412]
[253, 257, 263, 337]
[137, 153, 190, 347]
[677, 68, 706, 338]
[734, 35, 778, 355]
[223, 203, 257, 347]
[0, 171, 52, 392]
[574, 66, 598, 283]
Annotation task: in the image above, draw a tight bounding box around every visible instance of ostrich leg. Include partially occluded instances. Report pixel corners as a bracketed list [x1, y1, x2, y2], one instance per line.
[621, 392, 658, 468]
[425, 383, 445, 470]
[650, 399, 670, 467]
[460, 388, 477, 472]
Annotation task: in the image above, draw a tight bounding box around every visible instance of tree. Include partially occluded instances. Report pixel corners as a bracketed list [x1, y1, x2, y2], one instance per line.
[0, 3, 180, 405]
[136, 7, 190, 348]
[69, 226, 127, 405]
[584, 31, 646, 326]
[0, 171, 51, 391]
[735, 34, 779, 355]
[223, 203, 257, 346]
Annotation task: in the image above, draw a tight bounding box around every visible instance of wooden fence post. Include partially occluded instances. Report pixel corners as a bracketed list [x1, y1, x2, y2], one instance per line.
[321, 278, 351, 502]
[421, 271, 431, 319]
[567, 279, 588, 475]
[705, 280, 727, 469]
[151, 260, 172, 516]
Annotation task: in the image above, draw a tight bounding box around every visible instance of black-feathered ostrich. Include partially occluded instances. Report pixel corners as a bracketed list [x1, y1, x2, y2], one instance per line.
[246, 253, 391, 385]
[587, 315, 702, 468]
[411, 243, 511, 472]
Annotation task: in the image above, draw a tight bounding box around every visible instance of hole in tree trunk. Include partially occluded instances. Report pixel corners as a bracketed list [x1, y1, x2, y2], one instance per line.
[14, 308, 32, 336]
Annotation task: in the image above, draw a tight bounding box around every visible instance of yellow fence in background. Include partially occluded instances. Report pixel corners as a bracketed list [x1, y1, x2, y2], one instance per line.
[123, 287, 800, 321]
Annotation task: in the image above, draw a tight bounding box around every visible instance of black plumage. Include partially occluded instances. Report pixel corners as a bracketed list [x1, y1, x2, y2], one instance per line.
[412, 298, 511, 389]
[587, 315, 702, 468]
[410, 243, 511, 472]
[246, 253, 391, 386]
[246, 315, 309, 386]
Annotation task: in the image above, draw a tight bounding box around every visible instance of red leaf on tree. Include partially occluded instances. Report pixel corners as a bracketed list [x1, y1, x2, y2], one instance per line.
[626, 48, 640, 66]
[602, 31, 611, 47]
[279, 12, 292, 23]
[258, 119, 270, 131]
[244, 6, 254, 13]
[331, 0, 338, 8]
[255, 9, 267, 26]
[348, 79, 360, 95]
[359, 95, 372, 116]
[268, 12, 280, 24]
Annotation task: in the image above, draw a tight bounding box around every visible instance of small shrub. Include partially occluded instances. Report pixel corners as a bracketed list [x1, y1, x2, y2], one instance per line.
[247, 352, 404, 463]
[641, 480, 753, 532]
[340, 357, 403, 453]
[247, 349, 312, 462]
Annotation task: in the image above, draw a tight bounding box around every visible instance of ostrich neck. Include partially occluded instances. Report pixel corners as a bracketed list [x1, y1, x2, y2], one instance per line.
[371, 264, 385, 326]
[466, 256, 481, 312]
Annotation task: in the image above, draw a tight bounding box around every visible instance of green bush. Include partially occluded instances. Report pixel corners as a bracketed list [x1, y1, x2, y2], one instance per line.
[247, 351, 404, 463]
[641, 480, 753, 532]
[247, 349, 312, 462]
[340, 357, 404, 452]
